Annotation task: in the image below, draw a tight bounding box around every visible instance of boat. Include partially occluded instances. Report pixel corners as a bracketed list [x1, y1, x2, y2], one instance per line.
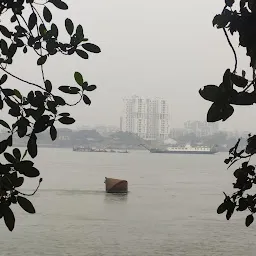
[117, 150, 129, 153]
[73, 146, 93, 152]
[140, 144, 218, 155]
[104, 177, 128, 193]
[73, 146, 129, 153]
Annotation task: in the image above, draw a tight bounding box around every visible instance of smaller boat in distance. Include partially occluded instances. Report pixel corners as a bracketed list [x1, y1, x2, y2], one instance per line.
[104, 177, 128, 193]
[117, 150, 129, 153]
[73, 146, 129, 153]
[139, 144, 218, 155]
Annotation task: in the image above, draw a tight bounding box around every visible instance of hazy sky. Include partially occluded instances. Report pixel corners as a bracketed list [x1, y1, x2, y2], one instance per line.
[4, 0, 256, 132]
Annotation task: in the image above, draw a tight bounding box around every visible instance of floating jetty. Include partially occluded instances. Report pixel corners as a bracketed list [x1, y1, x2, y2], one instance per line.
[73, 146, 129, 153]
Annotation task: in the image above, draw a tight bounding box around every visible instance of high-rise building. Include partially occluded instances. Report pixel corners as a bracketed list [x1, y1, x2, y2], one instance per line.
[184, 120, 219, 137]
[120, 95, 170, 140]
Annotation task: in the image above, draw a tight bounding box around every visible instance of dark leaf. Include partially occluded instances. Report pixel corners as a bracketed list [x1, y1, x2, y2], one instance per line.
[17, 160, 34, 173]
[49, 0, 68, 10]
[28, 13, 37, 30]
[246, 135, 256, 154]
[10, 196, 17, 204]
[199, 85, 220, 102]
[17, 117, 29, 138]
[7, 135, 12, 146]
[231, 73, 248, 88]
[27, 134, 37, 158]
[50, 125, 57, 141]
[76, 49, 88, 59]
[39, 24, 47, 36]
[225, 0, 234, 7]
[8, 43, 17, 58]
[53, 96, 66, 106]
[22, 166, 40, 178]
[21, 149, 28, 160]
[74, 72, 83, 86]
[43, 6, 52, 22]
[217, 202, 227, 214]
[13, 177, 24, 187]
[0, 74, 8, 85]
[34, 115, 50, 133]
[82, 43, 101, 53]
[17, 196, 36, 214]
[23, 46, 28, 53]
[14, 89, 22, 99]
[76, 25, 84, 40]
[82, 82, 88, 90]
[59, 112, 70, 117]
[207, 103, 234, 122]
[51, 24, 59, 38]
[9, 107, 20, 117]
[230, 92, 255, 105]
[58, 116, 75, 125]
[3, 206, 15, 231]
[45, 80, 52, 93]
[237, 198, 248, 211]
[3, 89, 14, 96]
[0, 119, 10, 129]
[83, 95, 91, 105]
[0, 39, 8, 55]
[84, 85, 97, 92]
[10, 15, 17, 23]
[0, 25, 12, 38]
[15, 38, 24, 47]
[222, 69, 232, 90]
[246, 214, 254, 227]
[37, 55, 47, 65]
[212, 14, 230, 28]
[4, 153, 16, 164]
[226, 203, 235, 220]
[59, 86, 80, 94]
[13, 148, 21, 161]
[0, 97, 3, 110]
[47, 101, 57, 114]
[65, 18, 74, 35]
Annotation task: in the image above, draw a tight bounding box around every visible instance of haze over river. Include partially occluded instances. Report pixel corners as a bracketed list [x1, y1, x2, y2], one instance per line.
[0, 149, 256, 256]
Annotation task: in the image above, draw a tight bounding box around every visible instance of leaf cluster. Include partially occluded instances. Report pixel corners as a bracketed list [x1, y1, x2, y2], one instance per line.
[0, 0, 100, 231]
[200, 1, 256, 226]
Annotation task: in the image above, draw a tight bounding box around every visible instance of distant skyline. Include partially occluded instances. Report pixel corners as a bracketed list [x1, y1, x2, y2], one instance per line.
[2, 0, 256, 132]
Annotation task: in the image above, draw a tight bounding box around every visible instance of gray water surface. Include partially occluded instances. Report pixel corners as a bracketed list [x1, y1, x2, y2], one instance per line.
[0, 149, 255, 256]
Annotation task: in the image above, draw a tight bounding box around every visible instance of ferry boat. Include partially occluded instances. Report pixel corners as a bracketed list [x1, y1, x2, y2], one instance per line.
[140, 144, 218, 155]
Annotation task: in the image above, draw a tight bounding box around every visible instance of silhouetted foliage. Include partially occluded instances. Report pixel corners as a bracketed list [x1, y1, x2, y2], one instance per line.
[0, 0, 100, 231]
[199, 0, 256, 227]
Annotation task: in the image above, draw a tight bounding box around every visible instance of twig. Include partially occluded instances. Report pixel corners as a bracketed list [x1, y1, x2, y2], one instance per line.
[30, 4, 46, 83]
[0, 66, 48, 93]
[223, 28, 238, 73]
[221, 5, 238, 73]
[15, 178, 42, 196]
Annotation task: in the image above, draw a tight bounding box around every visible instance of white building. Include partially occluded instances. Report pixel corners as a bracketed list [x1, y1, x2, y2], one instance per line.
[184, 120, 219, 137]
[120, 95, 170, 140]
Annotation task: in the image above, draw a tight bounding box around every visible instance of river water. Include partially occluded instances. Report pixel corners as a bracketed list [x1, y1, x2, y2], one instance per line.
[0, 149, 256, 256]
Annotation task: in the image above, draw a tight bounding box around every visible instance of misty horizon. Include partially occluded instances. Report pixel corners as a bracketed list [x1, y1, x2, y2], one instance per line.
[2, 0, 256, 132]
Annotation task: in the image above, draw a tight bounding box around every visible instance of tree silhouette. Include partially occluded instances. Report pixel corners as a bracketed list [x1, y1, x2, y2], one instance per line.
[199, 0, 256, 227]
[0, 0, 100, 231]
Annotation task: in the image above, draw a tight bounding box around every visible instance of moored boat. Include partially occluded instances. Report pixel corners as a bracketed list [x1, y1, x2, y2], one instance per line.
[73, 146, 129, 153]
[104, 177, 128, 193]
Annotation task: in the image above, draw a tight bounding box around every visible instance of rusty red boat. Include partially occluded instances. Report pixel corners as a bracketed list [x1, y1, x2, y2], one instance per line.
[104, 177, 128, 193]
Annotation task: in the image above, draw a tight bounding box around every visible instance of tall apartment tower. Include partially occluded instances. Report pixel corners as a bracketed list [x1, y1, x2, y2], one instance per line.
[121, 95, 170, 140]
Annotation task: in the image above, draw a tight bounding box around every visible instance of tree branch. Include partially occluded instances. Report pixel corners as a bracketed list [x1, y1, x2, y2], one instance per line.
[0, 65, 47, 93]
[223, 28, 238, 73]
